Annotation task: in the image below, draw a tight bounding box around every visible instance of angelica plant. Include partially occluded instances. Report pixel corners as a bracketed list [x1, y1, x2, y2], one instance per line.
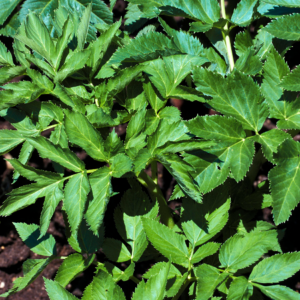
[1, 0, 300, 299]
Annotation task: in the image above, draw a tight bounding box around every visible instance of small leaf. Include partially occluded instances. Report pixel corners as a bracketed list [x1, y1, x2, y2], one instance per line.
[13, 222, 56, 256]
[109, 154, 133, 177]
[227, 276, 253, 300]
[0, 41, 14, 66]
[0, 130, 25, 155]
[191, 242, 221, 264]
[102, 238, 132, 262]
[254, 284, 300, 300]
[279, 64, 300, 91]
[231, 0, 259, 26]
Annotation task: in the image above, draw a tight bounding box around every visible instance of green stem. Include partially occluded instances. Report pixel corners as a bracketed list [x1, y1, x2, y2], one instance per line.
[129, 275, 141, 284]
[42, 124, 59, 132]
[220, 0, 235, 71]
[151, 161, 158, 184]
[172, 278, 193, 300]
[86, 169, 98, 174]
[137, 171, 175, 228]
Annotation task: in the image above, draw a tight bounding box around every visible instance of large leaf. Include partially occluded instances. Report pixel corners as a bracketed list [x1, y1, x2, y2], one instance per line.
[270, 139, 300, 224]
[64, 172, 90, 235]
[64, 110, 107, 161]
[0, 130, 25, 155]
[82, 271, 125, 300]
[249, 252, 300, 283]
[55, 253, 95, 287]
[85, 167, 112, 234]
[27, 136, 85, 172]
[193, 68, 267, 132]
[231, 0, 258, 26]
[263, 13, 300, 40]
[14, 222, 56, 256]
[0, 0, 22, 26]
[261, 0, 300, 6]
[132, 260, 170, 300]
[254, 284, 300, 300]
[142, 217, 190, 267]
[44, 278, 79, 300]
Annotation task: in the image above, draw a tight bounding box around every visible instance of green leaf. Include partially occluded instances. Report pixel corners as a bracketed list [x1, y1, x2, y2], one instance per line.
[64, 110, 107, 162]
[234, 30, 254, 57]
[261, 0, 300, 6]
[263, 14, 300, 40]
[252, 129, 291, 162]
[219, 230, 281, 272]
[132, 260, 170, 300]
[181, 187, 230, 246]
[143, 262, 181, 279]
[108, 31, 179, 67]
[55, 253, 95, 287]
[85, 167, 112, 234]
[235, 48, 263, 76]
[0, 41, 14, 66]
[114, 186, 158, 261]
[193, 68, 267, 132]
[44, 278, 79, 300]
[0, 0, 22, 26]
[109, 154, 133, 177]
[104, 129, 124, 159]
[55, 49, 91, 82]
[0, 258, 53, 297]
[27, 136, 85, 172]
[13, 222, 56, 256]
[40, 184, 64, 237]
[0, 130, 25, 155]
[270, 139, 300, 224]
[142, 217, 190, 267]
[24, 13, 55, 64]
[254, 284, 300, 300]
[145, 55, 207, 99]
[26, 68, 54, 92]
[249, 252, 300, 283]
[77, 3, 92, 51]
[194, 264, 228, 300]
[98, 261, 135, 282]
[191, 242, 221, 264]
[82, 270, 125, 300]
[0, 65, 26, 85]
[231, 0, 259, 26]
[64, 172, 90, 235]
[279, 64, 300, 91]
[102, 238, 131, 262]
[157, 153, 202, 203]
[227, 276, 253, 300]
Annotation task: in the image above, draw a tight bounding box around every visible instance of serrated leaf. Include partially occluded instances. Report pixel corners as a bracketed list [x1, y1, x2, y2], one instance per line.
[109, 153, 133, 177]
[195, 264, 228, 300]
[77, 3, 92, 51]
[191, 242, 221, 264]
[0, 0, 22, 26]
[263, 13, 300, 40]
[227, 276, 253, 300]
[81, 270, 125, 300]
[279, 64, 300, 91]
[103, 128, 124, 159]
[102, 238, 131, 262]
[142, 217, 189, 267]
[235, 48, 263, 76]
[0, 130, 25, 155]
[181, 187, 230, 247]
[219, 230, 281, 272]
[44, 278, 79, 300]
[0, 41, 14, 66]
[55, 253, 95, 287]
[114, 186, 158, 261]
[145, 55, 206, 99]
[249, 252, 300, 283]
[254, 284, 300, 300]
[64, 172, 90, 235]
[55, 49, 91, 82]
[85, 167, 112, 234]
[108, 31, 179, 67]
[193, 68, 267, 132]
[270, 139, 300, 224]
[252, 129, 291, 162]
[132, 260, 170, 300]
[13, 222, 56, 256]
[143, 262, 181, 279]
[262, 0, 300, 7]
[64, 110, 107, 161]
[234, 30, 254, 57]
[0, 65, 26, 85]
[27, 136, 85, 172]
[0, 258, 53, 297]
[231, 0, 259, 26]
[157, 153, 202, 203]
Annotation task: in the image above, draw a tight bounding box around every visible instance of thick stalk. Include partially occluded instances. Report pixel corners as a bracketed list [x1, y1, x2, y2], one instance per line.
[220, 0, 235, 71]
[137, 171, 175, 228]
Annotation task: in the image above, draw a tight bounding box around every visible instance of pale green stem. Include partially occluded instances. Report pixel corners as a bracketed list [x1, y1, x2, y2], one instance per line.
[137, 171, 175, 228]
[42, 124, 59, 132]
[86, 169, 98, 174]
[220, 0, 235, 71]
